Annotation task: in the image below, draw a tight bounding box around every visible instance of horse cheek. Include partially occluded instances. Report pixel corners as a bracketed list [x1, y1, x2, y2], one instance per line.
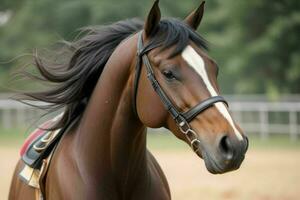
[136, 69, 168, 128]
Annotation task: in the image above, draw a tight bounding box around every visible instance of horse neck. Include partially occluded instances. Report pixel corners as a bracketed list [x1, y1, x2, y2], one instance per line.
[72, 33, 149, 190]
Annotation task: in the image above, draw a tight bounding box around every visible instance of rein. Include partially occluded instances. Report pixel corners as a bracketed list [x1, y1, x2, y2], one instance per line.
[133, 31, 228, 153]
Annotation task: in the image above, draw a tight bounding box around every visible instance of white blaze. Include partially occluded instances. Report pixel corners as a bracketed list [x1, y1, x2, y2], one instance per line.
[182, 45, 243, 141]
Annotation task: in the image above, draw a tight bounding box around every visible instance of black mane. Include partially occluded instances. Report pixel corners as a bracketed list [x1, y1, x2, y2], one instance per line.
[19, 18, 207, 130]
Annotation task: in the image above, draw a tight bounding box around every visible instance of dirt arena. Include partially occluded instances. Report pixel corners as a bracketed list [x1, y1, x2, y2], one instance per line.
[1, 143, 300, 200]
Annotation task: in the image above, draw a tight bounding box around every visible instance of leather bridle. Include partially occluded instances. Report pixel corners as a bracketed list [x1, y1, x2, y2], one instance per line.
[133, 31, 228, 153]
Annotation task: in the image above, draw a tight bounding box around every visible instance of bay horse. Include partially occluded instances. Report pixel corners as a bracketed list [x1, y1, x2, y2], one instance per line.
[9, 1, 248, 199]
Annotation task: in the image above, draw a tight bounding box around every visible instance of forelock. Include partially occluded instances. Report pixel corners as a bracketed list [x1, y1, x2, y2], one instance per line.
[145, 18, 208, 57]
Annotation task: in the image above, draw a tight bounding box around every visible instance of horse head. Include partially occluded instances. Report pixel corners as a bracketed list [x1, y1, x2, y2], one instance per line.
[134, 0, 248, 174]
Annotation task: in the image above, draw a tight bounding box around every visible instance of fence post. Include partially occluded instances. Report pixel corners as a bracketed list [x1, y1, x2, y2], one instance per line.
[289, 111, 298, 141]
[260, 107, 268, 140]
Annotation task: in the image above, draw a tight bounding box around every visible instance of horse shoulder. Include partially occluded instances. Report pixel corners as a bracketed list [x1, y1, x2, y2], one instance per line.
[146, 150, 171, 200]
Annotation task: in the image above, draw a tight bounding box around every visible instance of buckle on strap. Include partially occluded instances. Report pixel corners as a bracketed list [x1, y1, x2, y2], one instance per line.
[176, 116, 197, 142]
[176, 115, 190, 133]
[176, 116, 202, 153]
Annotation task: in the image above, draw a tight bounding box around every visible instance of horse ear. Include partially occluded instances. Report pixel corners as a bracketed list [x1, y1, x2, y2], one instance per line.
[144, 0, 161, 37]
[184, 1, 205, 30]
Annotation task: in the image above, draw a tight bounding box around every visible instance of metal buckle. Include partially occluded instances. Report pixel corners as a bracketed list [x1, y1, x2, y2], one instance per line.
[40, 131, 52, 143]
[33, 143, 47, 152]
[176, 116, 190, 134]
[176, 116, 202, 153]
[191, 138, 201, 153]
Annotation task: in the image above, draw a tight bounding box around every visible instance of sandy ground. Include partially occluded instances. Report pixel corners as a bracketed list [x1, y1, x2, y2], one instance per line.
[1, 147, 300, 200]
[153, 149, 300, 200]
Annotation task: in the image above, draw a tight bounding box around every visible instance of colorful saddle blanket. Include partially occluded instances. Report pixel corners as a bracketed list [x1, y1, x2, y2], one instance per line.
[20, 115, 63, 169]
[20, 121, 52, 157]
[19, 113, 81, 200]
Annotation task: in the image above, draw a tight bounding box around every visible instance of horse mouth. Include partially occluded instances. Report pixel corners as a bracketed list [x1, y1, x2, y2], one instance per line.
[190, 134, 248, 174]
[201, 150, 245, 174]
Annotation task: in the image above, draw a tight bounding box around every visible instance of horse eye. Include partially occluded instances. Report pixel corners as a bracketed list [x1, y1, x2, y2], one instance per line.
[162, 70, 176, 80]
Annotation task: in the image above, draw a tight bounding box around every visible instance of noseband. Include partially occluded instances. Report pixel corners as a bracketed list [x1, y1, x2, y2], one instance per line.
[133, 31, 228, 153]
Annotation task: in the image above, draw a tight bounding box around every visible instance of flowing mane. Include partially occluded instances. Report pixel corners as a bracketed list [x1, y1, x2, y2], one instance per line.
[19, 18, 208, 131]
[19, 19, 143, 130]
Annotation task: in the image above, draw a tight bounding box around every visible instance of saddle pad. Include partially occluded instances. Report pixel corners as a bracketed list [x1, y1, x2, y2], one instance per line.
[20, 121, 52, 157]
[21, 114, 64, 169]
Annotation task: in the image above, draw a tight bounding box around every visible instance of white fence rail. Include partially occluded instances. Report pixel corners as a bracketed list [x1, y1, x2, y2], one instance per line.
[0, 100, 44, 129]
[0, 96, 299, 140]
[230, 102, 300, 141]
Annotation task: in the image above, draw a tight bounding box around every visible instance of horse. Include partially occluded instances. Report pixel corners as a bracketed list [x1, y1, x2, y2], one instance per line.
[9, 1, 248, 199]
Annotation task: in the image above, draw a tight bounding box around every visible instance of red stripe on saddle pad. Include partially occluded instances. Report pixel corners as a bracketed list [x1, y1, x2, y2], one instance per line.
[19, 120, 52, 157]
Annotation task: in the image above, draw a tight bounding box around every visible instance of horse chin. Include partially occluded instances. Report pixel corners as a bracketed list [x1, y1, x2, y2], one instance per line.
[192, 144, 223, 174]
[192, 143, 226, 174]
[201, 151, 244, 174]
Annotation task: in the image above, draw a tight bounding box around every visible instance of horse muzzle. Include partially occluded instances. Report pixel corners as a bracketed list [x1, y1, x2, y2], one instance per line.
[200, 135, 249, 174]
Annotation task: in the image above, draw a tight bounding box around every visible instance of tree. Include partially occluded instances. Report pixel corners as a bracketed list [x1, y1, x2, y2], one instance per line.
[202, 0, 300, 98]
[0, 0, 299, 96]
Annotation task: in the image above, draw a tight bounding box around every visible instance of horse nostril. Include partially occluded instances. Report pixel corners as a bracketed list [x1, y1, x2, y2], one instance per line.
[219, 135, 234, 161]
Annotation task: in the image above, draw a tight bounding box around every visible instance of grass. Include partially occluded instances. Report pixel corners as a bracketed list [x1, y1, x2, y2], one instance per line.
[1, 127, 300, 150]
[0, 127, 31, 147]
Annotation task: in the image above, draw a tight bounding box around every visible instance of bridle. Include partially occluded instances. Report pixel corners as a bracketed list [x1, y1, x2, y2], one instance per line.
[133, 31, 228, 153]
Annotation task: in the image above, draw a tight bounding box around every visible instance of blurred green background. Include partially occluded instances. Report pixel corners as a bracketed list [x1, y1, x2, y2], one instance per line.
[1, 1, 300, 200]
[0, 0, 300, 97]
